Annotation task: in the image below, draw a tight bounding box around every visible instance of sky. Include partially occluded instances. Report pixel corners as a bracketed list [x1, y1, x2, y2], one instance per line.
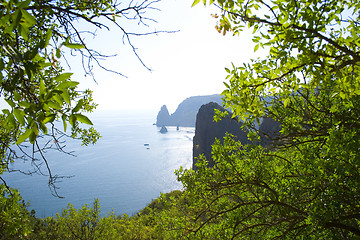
[67, 0, 260, 113]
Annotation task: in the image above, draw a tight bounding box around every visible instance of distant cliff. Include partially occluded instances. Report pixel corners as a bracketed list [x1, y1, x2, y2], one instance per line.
[192, 102, 280, 170]
[156, 94, 222, 127]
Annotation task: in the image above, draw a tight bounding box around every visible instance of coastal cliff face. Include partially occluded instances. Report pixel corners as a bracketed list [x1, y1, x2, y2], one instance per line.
[192, 102, 281, 170]
[170, 95, 223, 127]
[155, 94, 222, 127]
[192, 102, 249, 170]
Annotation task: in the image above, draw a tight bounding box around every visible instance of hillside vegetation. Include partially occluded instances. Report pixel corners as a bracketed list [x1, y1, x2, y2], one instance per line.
[1, 0, 360, 239]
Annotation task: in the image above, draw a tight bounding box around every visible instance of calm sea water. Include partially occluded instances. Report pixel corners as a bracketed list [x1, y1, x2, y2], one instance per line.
[4, 110, 194, 217]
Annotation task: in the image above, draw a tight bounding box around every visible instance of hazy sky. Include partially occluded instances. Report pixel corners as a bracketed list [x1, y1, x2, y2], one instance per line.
[69, 0, 261, 113]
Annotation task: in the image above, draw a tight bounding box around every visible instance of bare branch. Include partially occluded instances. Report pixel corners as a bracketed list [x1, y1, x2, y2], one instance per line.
[0, 176, 13, 197]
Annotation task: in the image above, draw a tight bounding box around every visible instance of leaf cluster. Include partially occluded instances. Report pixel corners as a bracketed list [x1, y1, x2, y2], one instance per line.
[181, 0, 360, 239]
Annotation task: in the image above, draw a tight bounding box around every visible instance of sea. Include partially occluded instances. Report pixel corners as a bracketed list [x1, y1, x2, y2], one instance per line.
[3, 110, 195, 217]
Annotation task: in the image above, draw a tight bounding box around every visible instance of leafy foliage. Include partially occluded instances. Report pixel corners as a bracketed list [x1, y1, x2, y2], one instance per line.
[2, 0, 360, 239]
[0, 185, 33, 239]
[0, 0, 179, 238]
[0, 0, 165, 195]
[27, 191, 184, 240]
[173, 0, 360, 238]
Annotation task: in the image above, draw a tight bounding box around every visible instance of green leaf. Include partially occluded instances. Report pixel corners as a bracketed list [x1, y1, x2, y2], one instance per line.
[62, 114, 67, 132]
[252, 24, 259, 34]
[20, 9, 36, 26]
[29, 131, 36, 144]
[74, 114, 93, 125]
[38, 121, 47, 135]
[16, 128, 32, 145]
[53, 93, 64, 105]
[254, 44, 260, 52]
[43, 114, 56, 124]
[72, 99, 83, 113]
[69, 114, 76, 127]
[5, 113, 17, 128]
[9, 10, 22, 33]
[279, 12, 289, 25]
[17, 0, 32, 8]
[6, 99, 15, 108]
[2, 109, 10, 116]
[19, 24, 29, 41]
[64, 43, 85, 49]
[61, 91, 71, 104]
[192, 0, 201, 7]
[44, 29, 52, 47]
[13, 108, 25, 125]
[14, 91, 21, 101]
[284, 98, 290, 107]
[55, 73, 73, 82]
[48, 101, 62, 110]
[19, 101, 32, 108]
[56, 48, 61, 58]
[58, 81, 79, 90]
[39, 78, 45, 96]
[32, 122, 39, 136]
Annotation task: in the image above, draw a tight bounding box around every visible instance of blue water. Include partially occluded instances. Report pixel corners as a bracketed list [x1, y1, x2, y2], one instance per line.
[3, 110, 194, 217]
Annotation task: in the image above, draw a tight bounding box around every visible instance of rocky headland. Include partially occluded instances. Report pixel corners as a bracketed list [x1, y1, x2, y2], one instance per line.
[156, 94, 222, 127]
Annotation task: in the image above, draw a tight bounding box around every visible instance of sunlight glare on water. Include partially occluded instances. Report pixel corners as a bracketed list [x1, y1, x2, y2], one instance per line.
[4, 110, 194, 217]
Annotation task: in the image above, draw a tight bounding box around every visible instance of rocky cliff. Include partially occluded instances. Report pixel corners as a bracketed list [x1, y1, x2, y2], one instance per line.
[192, 102, 281, 170]
[156, 94, 222, 127]
[192, 102, 249, 170]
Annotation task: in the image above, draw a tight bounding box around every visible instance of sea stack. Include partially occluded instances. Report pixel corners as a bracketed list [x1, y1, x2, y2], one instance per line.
[156, 105, 171, 127]
[160, 125, 168, 134]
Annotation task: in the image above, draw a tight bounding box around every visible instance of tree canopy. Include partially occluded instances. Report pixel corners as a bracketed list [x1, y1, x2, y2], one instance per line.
[0, 0, 165, 195]
[1, 0, 360, 239]
[166, 0, 360, 238]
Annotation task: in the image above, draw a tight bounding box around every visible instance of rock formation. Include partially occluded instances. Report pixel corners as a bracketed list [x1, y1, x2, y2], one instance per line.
[192, 102, 281, 170]
[156, 105, 171, 127]
[170, 95, 223, 127]
[192, 102, 249, 170]
[160, 126, 168, 134]
[155, 94, 222, 127]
